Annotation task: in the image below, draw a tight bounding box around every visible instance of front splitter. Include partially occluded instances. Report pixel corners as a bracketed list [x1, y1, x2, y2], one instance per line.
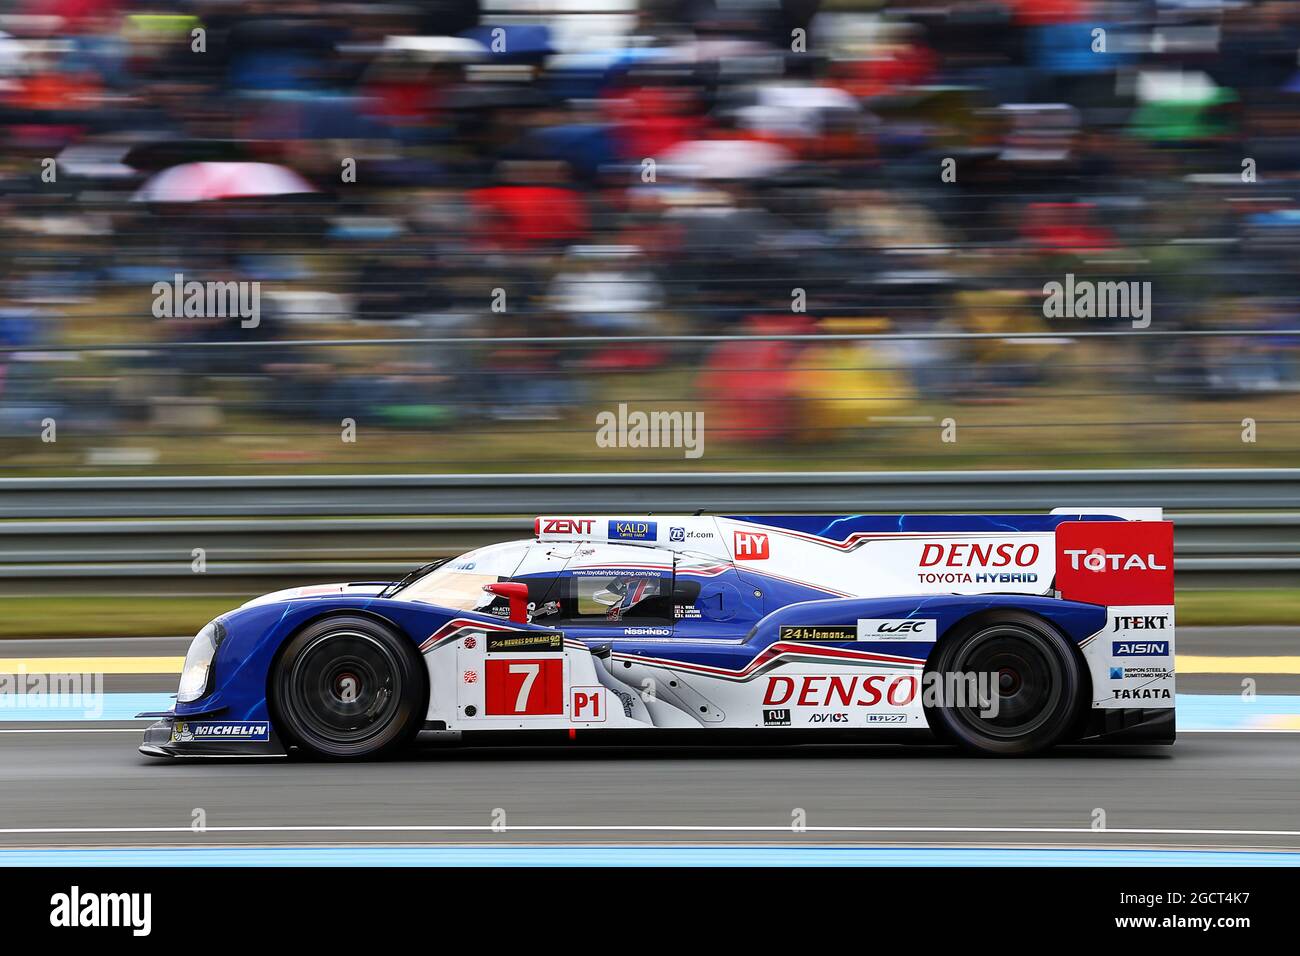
[139, 718, 289, 759]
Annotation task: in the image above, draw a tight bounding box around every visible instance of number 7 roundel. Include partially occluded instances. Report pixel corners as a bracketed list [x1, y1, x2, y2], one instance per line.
[484, 659, 564, 715]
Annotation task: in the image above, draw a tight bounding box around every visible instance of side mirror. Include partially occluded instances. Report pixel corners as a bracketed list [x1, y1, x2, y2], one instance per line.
[483, 582, 530, 624]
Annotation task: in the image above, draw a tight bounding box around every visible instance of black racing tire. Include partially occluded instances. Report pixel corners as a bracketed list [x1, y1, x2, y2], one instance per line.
[271, 615, 426, 759]
[924, 611, 1084, 756]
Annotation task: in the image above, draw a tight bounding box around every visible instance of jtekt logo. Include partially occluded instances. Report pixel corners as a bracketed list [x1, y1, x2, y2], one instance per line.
[50, 886, 151, 936]
[1112, 615, 1170, 631]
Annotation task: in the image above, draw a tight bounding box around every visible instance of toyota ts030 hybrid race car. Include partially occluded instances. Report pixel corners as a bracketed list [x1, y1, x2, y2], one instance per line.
[140, 509, 1175, 759]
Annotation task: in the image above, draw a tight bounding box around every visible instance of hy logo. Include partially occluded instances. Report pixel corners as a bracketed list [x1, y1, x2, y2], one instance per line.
[734, 531, 769, 560]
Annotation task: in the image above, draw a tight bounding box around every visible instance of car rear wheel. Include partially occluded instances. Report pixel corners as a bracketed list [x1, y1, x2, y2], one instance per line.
[272, 615, 426, 759]
[924, 612, 1084, 756]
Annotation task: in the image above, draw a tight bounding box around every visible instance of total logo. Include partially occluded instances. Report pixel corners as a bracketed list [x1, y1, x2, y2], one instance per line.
[764, 674, 918, 708]
[1063, 549, 1167, 572]
[1055, 521, 1174, 605]
[734, 530, 770, 561]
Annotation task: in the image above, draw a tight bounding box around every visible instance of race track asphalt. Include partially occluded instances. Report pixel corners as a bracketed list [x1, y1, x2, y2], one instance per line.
[0, 629, 1298, 857]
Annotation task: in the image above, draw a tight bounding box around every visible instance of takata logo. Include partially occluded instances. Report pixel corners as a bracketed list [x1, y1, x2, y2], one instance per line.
[537, 517, 595, 536]
[734, 530, 769, 560]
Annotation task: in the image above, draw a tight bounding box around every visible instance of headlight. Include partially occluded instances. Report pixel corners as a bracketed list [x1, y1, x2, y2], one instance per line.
[177, 620, 226, 703]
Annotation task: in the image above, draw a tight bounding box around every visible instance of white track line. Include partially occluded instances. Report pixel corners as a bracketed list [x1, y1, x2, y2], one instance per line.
[0, 723, 1294, 733]
[0, 824, 1299, 837]
[0, 728, 144, 734]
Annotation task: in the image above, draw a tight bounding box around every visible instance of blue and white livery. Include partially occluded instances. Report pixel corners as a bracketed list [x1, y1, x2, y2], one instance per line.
[141, 508, 1175, 758]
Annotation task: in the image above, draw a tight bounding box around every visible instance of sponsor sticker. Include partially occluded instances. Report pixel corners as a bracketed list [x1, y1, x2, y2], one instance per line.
[571, 686, 606, 722]
[537, 517, 595, 536]
[1112, 640, 1170, 657]
[485, 631, 564, 654]
[171, 721, 270, 743]
[779, 625, 857, 642]
[1112, 687, 1173, 701]
[763, 708, 791, 727]
[733, 530, 769, 560]
[1112, 665, 1171, 680]
[609, 519, 657, 541]
[1056, 520, 1174, 605]
[857, 618, 937, 642]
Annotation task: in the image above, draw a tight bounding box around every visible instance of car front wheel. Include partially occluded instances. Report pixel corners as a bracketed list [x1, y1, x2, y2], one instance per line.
[272, 615, 426, 759]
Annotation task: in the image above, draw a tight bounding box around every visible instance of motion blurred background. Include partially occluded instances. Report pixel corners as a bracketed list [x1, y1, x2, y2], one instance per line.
[0, 0, 1296, 635]
[2, 0, 1299, 472]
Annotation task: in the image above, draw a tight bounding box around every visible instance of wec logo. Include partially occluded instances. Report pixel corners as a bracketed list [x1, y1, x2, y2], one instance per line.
[858, 618, 938, 642]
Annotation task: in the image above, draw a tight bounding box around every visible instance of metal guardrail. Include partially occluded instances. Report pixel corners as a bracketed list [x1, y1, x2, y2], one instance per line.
[0, 469, 1295, 593]
[1, 469, 1298, 518]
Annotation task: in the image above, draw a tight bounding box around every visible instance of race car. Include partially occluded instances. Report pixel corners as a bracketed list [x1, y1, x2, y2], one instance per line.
[140, 508, 1175, 759]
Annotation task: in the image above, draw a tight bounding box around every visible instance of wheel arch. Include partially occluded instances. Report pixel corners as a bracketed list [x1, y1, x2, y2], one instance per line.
[927, 605, 1094, 745]
[265, 608, 430, 754]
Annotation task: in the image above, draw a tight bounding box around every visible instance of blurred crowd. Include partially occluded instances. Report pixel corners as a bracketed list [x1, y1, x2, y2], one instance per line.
[1, 0, 1299, 457]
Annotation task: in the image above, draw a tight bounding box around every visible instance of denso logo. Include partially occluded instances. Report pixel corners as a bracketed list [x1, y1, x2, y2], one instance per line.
[1063, 549, 1168, 572]
[919, 542, 1040, 567]
[763, 674, 918, 708]
[537, 517, 595, 535]
[734, 531, 769, 560]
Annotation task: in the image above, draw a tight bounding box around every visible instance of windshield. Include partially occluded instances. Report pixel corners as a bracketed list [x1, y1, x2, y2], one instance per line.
[395, 542, 529, 610]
